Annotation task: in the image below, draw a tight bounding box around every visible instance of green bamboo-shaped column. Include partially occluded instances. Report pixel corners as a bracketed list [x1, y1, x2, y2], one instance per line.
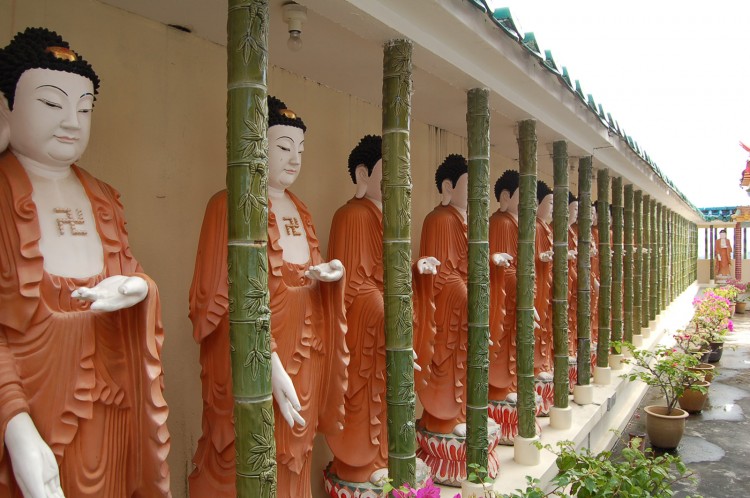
[649, 199, 657, 321]
[517, 120, 538, 439]
[466, 88, 491, 478]
[653, 203, 661, 315]
[596, 169, 611, 368]
[226, 1, 274, 495]
[633, 190, 642, 340]
[382, 38, 416, 487]
[552, 141, 569, 408]
[669, 210, 674, 302]
[623, 185, 634, 343]
[641, 195, 650, 329]
[661, 206, 671, 309]
[693, 223, 698, 282]
[576, 157, 593, 385]
[610, 177, 623, 351]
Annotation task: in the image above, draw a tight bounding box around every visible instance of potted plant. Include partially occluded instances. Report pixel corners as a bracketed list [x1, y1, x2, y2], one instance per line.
[618, 341, 703, 449]
[692, 291, 733, 363]
[712, 285, 739, 316]
[496, 440, 697, 498]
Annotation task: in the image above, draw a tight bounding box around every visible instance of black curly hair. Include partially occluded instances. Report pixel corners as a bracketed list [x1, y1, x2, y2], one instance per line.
[347, 135, 382, 184]
[268, 95, 306, 131]
[536, 180, 553, 204]
[494, 170, 519, 201]
[568, 191, 578, 204]
[0, 27, 100, 109]
[435, 154, 467, 193]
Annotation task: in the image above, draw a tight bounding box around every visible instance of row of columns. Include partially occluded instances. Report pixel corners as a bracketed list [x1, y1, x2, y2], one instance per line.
[227, 4, 701, 491]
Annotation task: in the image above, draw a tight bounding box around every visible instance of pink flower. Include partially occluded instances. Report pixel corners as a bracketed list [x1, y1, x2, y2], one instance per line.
[728, 320, 734, 332]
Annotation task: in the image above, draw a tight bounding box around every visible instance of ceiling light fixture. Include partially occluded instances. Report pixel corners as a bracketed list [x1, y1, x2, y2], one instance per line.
[283, 2, 307, 52]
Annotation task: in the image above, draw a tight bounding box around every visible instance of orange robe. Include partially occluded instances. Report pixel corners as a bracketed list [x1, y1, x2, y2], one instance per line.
[189, 190, 348, 498]
[325, 197, 434, 483]
[0, 151, 170, 497]
[715, 238, 732, 276]
[488, 210, 518, 399]
[568, 225, 578, 357]
[534, 218, 553, 374]
[417, 204, 467, 434]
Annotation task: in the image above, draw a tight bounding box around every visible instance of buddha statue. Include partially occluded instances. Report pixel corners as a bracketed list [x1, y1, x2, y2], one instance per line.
[0, 27, 170, 497]
[534, 181, 554, 375]
[715, 229, 732, 277]
[189, 96, 348, 498]
[567, 193, 579, 356]
[417, 154, 470, 436]
[488, 170, 519, 400]
[325, 135, 438, 486]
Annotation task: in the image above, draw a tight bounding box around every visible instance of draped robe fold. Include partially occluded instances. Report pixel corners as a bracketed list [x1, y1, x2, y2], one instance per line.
[488, 210, 518, 400]
[189, 190, 348, 498]
[324, 197, 435, 483]
[417, 204, 467, 434]
[0, 151, 171, 497]
[534, 218, 553, 375]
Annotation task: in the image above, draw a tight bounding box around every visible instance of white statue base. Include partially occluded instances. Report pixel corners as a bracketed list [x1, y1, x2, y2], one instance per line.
[415, 419, 502, 487]
[593, 365, 612, 385]
[573, 384, 594, 405]
[488, 393, 542, 446]
[549, 405, 573, 430]
[608, 353, 624, 370]
[323, 458, 431, 498]
[514, 434, 541, 466]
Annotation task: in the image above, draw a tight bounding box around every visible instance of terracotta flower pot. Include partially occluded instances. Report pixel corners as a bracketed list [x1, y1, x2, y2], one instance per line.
[678, 381, 710, 413]
[736, 301, 747, 314]
[688, 362, 715, 383]
[644, 405, 689, 449]
[708, 341, 724, 363]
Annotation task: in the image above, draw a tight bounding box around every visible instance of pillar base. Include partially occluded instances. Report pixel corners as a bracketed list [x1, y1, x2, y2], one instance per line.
[514, 435, 541, 466]
[641, 327, 651, 338]
[594, 366, 612, 385]
[609, 353, 624, 370]
[649, 319, 657, 329]
[632, 335, 644, 348]
[549, 406, 573, 430]
[622, 344, 633, 358]
[573, 384, 594, 405]
[461, 480, 493, 498]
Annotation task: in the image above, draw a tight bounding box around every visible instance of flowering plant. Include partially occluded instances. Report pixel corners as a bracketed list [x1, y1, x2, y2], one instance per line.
[384, 478, 458, 498]
[617, 341, 704, 415]
[726, 278, 747, 293]
[712, 285, 739, 302]
[692, 291, 733, 343]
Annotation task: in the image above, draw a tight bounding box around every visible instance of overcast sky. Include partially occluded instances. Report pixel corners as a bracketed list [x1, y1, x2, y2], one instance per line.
[486, 0, 750, 209]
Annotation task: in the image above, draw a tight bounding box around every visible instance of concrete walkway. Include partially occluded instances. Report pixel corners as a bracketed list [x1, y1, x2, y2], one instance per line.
[613, 302, 750, 497]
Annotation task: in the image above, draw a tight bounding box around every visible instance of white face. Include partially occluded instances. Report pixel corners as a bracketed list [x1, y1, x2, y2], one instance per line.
[720, 232, 727, 239]
[507, 188, 520, 214]
[6, 68, 94, 168]
[451, 173, 469, 210]
[537, 193, 553, 223]
[268, 124, 304, 191]
[569, 201, 579, 225]
[364, 158, 383, 202]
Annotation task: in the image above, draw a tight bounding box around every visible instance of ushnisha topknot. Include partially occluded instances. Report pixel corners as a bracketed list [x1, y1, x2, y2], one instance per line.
[494, 169, 520, 201]
[568, 191, 578, 204]
[536, 180, 553, 204]
[0, 27, 100, 109]
[267, 95, 306, 131]
[347, 135, 382, 184]
[435, 154, 468, 193]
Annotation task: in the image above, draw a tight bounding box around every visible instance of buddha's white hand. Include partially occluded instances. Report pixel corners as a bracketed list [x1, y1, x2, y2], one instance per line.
[72, 275, 147, 312]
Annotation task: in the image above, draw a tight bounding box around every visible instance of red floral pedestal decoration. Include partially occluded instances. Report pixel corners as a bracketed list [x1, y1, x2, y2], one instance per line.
[323, 459, 431, 498]
[568, 357, 578, 394]
[415, 420, 502, 487]
[488, 393, 542, 446]
[535, 372, 554, 416]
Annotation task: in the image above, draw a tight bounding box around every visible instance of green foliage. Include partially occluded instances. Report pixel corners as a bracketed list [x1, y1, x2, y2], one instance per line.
[616, 340, 704, 414]
[496, 440, 700, 498]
